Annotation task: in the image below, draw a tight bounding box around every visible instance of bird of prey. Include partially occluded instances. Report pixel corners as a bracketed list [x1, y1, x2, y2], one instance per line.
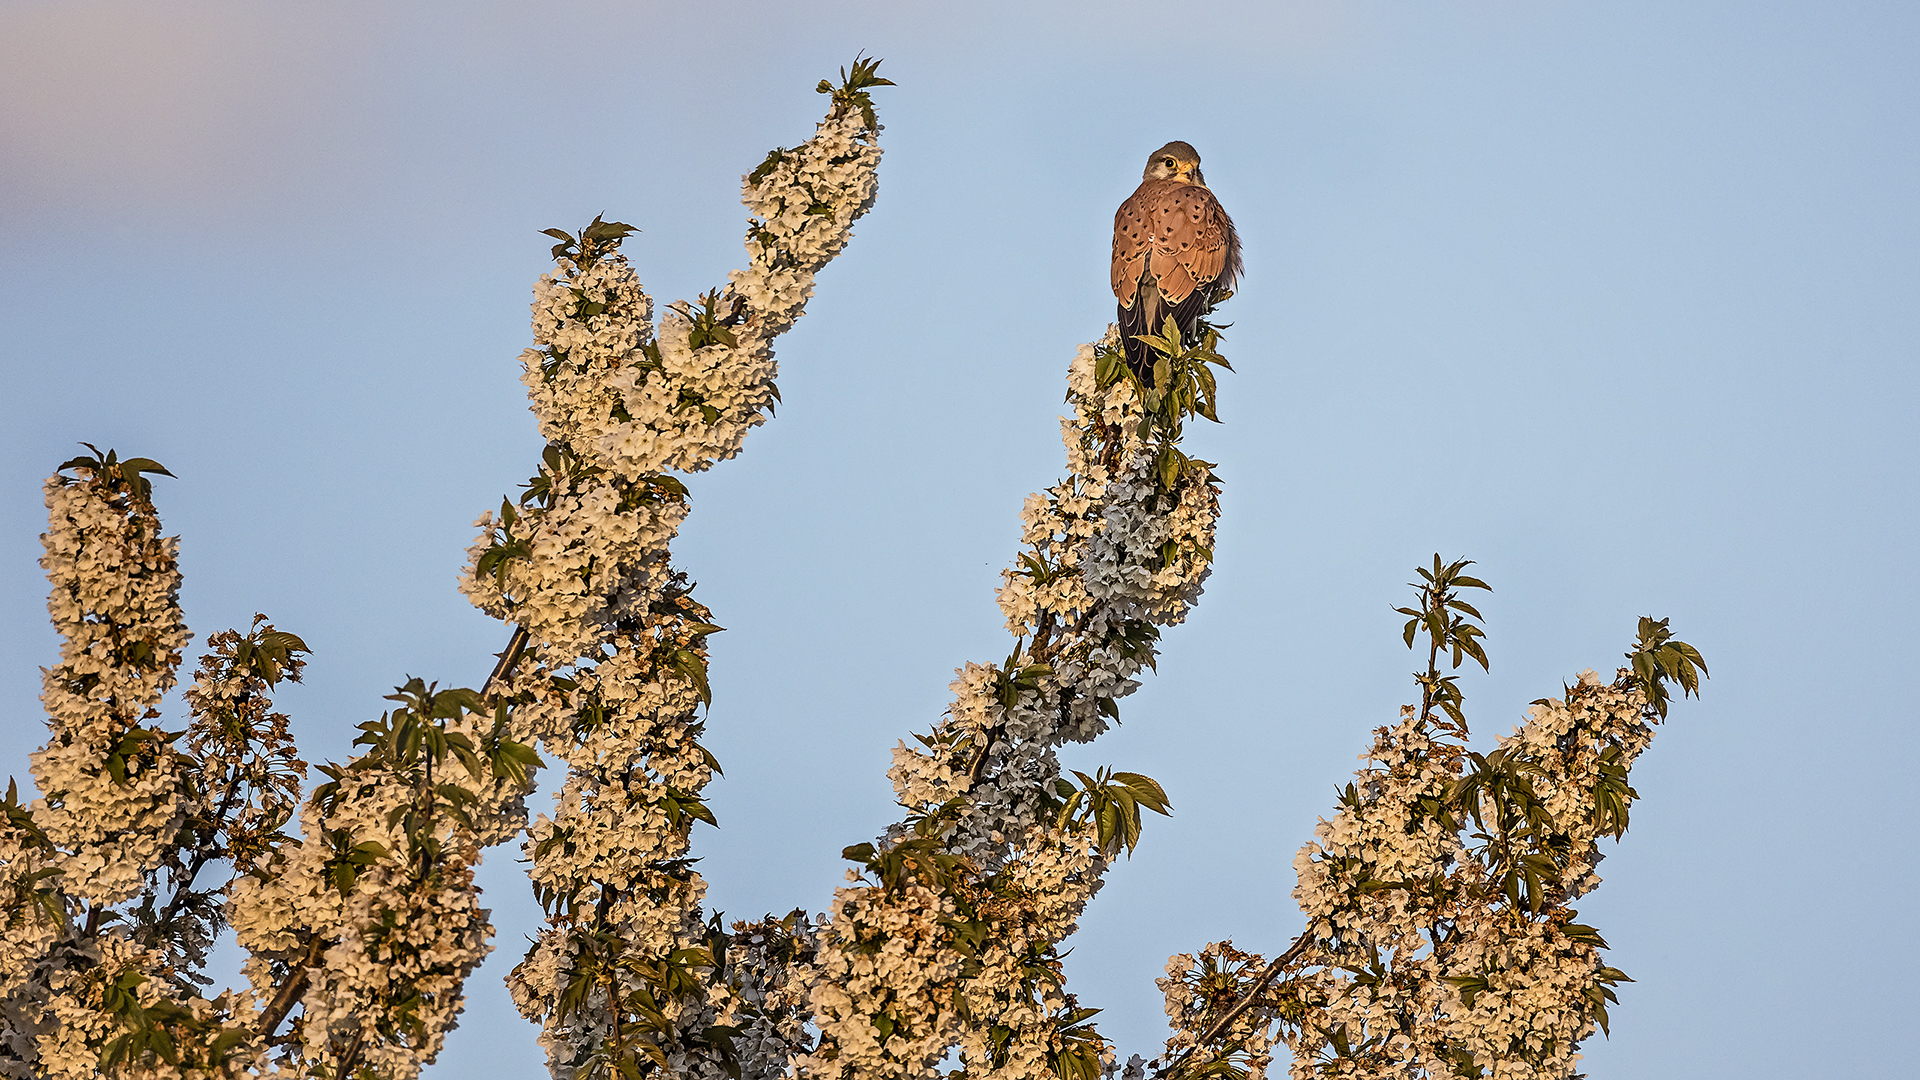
[1111, 141, 1242, 386]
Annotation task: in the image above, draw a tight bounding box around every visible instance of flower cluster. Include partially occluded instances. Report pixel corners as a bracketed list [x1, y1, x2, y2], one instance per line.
[3, 460, 340, 1080]
[459, 118, 882, 658]
[149, 620, 309, 984]
[1156, 941, 1281, 1080]
[804, 882, 965, 1080]
[29, 455, 190, 908]
[0, 792, 64, 1076]
[226, 674, 530, 1079]
[1425, 670, 1657, 1079]
[1273, 704, 1474, 1077]
[711, 910, 822, 1080]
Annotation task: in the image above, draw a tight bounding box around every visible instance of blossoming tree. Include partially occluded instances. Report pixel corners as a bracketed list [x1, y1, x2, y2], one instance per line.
[0, 60, 1704, 1080]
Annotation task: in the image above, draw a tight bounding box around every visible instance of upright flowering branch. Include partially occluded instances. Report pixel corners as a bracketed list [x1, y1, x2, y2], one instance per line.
[1154, 565, 1707, 1080]
[791, 315, 1231, 1080]
[30, 448, 190, 912]
[7, 448, 195, 1079]
[456, 58, 890, 1080]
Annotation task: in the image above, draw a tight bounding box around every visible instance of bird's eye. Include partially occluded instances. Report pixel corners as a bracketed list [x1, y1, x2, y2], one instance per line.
[1161, 158, 1175, 168]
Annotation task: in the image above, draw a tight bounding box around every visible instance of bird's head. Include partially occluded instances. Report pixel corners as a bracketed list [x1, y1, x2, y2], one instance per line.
[1144, 141, 1206, 186]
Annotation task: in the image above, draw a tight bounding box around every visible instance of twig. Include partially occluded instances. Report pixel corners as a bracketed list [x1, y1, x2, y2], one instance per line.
[334, 1021, 368, 1077]
[965, 724, 1004, 786]
[1171, 929, 1315, 1070]
[150, 768, 246, 941]
[482, 625, 531, 699]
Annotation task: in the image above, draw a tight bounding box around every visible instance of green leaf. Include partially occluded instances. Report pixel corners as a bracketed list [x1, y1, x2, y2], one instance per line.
[820, 54, 895, 131]
[1625, 616, 1708, 718]
[542, 215, 636, 266]
[749, 148, 789, 185]
[58, 445, 175, 501]
[671, 648, 713, 708]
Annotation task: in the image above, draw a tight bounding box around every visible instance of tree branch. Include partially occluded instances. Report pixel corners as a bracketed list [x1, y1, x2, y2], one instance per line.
[150, 767, 246, 943]
[966, 609, 1076, 787]
[257, 933, 327, 1038]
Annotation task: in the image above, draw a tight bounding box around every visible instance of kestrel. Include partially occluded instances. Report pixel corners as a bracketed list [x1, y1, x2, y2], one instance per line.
[1112, 141, 1242, 385]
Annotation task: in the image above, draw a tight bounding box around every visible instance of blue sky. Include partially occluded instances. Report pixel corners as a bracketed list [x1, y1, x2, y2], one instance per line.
[2, 2, 1915, 1076]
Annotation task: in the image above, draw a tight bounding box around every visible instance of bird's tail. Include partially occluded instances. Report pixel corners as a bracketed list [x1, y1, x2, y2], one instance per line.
[1117, 296, 1159, 388]
[1121, 280, 1219, 389]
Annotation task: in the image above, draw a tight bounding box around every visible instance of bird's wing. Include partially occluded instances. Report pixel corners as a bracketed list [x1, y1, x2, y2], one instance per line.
[1144, 183, 1233, 305]
[1189, 191, 1235, 293]
[1112, 180, 1161, 306]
